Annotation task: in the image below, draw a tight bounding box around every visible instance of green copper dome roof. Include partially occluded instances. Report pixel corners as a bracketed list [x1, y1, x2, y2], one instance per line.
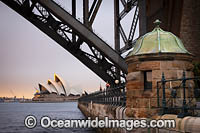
[128, 20, 191, 56]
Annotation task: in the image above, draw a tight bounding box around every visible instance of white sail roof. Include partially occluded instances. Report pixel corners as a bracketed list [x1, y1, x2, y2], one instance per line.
[47, 79, 65, 96]
[54, 74, 68, 95]
[38, 83, 58, 94]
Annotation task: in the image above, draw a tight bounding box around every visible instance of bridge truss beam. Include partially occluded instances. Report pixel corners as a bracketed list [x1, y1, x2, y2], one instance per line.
[1, 0, 143, 85]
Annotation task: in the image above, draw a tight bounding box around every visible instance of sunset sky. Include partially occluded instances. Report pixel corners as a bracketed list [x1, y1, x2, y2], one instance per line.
[0, 1, 138, 98]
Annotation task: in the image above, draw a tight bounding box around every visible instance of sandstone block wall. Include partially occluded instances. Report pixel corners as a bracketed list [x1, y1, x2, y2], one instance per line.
[125, 54, 195, 118]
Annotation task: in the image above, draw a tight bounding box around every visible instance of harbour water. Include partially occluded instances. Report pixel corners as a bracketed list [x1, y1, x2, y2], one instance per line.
[0, 102, 95, 133]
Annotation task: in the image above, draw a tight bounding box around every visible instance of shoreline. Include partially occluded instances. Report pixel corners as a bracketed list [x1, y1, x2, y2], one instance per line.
[20, 100, 78, 103]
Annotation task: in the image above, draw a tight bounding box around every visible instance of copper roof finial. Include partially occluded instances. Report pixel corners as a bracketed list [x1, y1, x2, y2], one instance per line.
[154, 19, 161, 28]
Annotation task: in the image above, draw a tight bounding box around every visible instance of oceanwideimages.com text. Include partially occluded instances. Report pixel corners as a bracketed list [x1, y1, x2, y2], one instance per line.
[24, 115, 176, 130]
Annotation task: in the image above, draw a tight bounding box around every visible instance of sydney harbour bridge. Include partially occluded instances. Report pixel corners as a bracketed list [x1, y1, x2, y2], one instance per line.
[1, 0, 197, 86]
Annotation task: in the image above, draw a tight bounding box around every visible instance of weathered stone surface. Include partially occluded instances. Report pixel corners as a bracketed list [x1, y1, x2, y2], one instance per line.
[162, 70, 178, 79]
[185, 71, 194, 78]
[160, 61, 173, 70]
[126, 108, 148, 118]
[127, 98, 151, 108]
[150, 98, 158, 107]
[127, 98, 138, 108]
[150, 89, 163, 98]
[125, 107, 135, 117]
[126, 81, 143, 90]
[172, 60, 194, 70]
[128, 63, 139, 73]
[126, 89, 144, 98]
[126, 71, 141, 81]
[139, 61, 160, 70]
[125, 107, 159, 118]
[138, 98, 151, 108]
[142, 90, 152, 98]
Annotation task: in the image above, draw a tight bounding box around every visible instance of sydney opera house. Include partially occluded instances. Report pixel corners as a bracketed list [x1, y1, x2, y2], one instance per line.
[32, 74, 81, 102]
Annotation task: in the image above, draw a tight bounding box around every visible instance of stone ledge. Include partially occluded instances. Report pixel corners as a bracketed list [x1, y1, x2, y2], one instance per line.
[78, 102, 200, 133]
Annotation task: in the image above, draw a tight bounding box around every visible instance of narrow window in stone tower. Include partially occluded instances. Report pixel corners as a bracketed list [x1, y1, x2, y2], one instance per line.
[144, 71, 152, 90]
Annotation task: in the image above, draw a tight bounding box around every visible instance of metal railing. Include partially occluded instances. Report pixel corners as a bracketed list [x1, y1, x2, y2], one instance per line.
[157, 71, 200, 118]
[78, 83, 126, 106]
